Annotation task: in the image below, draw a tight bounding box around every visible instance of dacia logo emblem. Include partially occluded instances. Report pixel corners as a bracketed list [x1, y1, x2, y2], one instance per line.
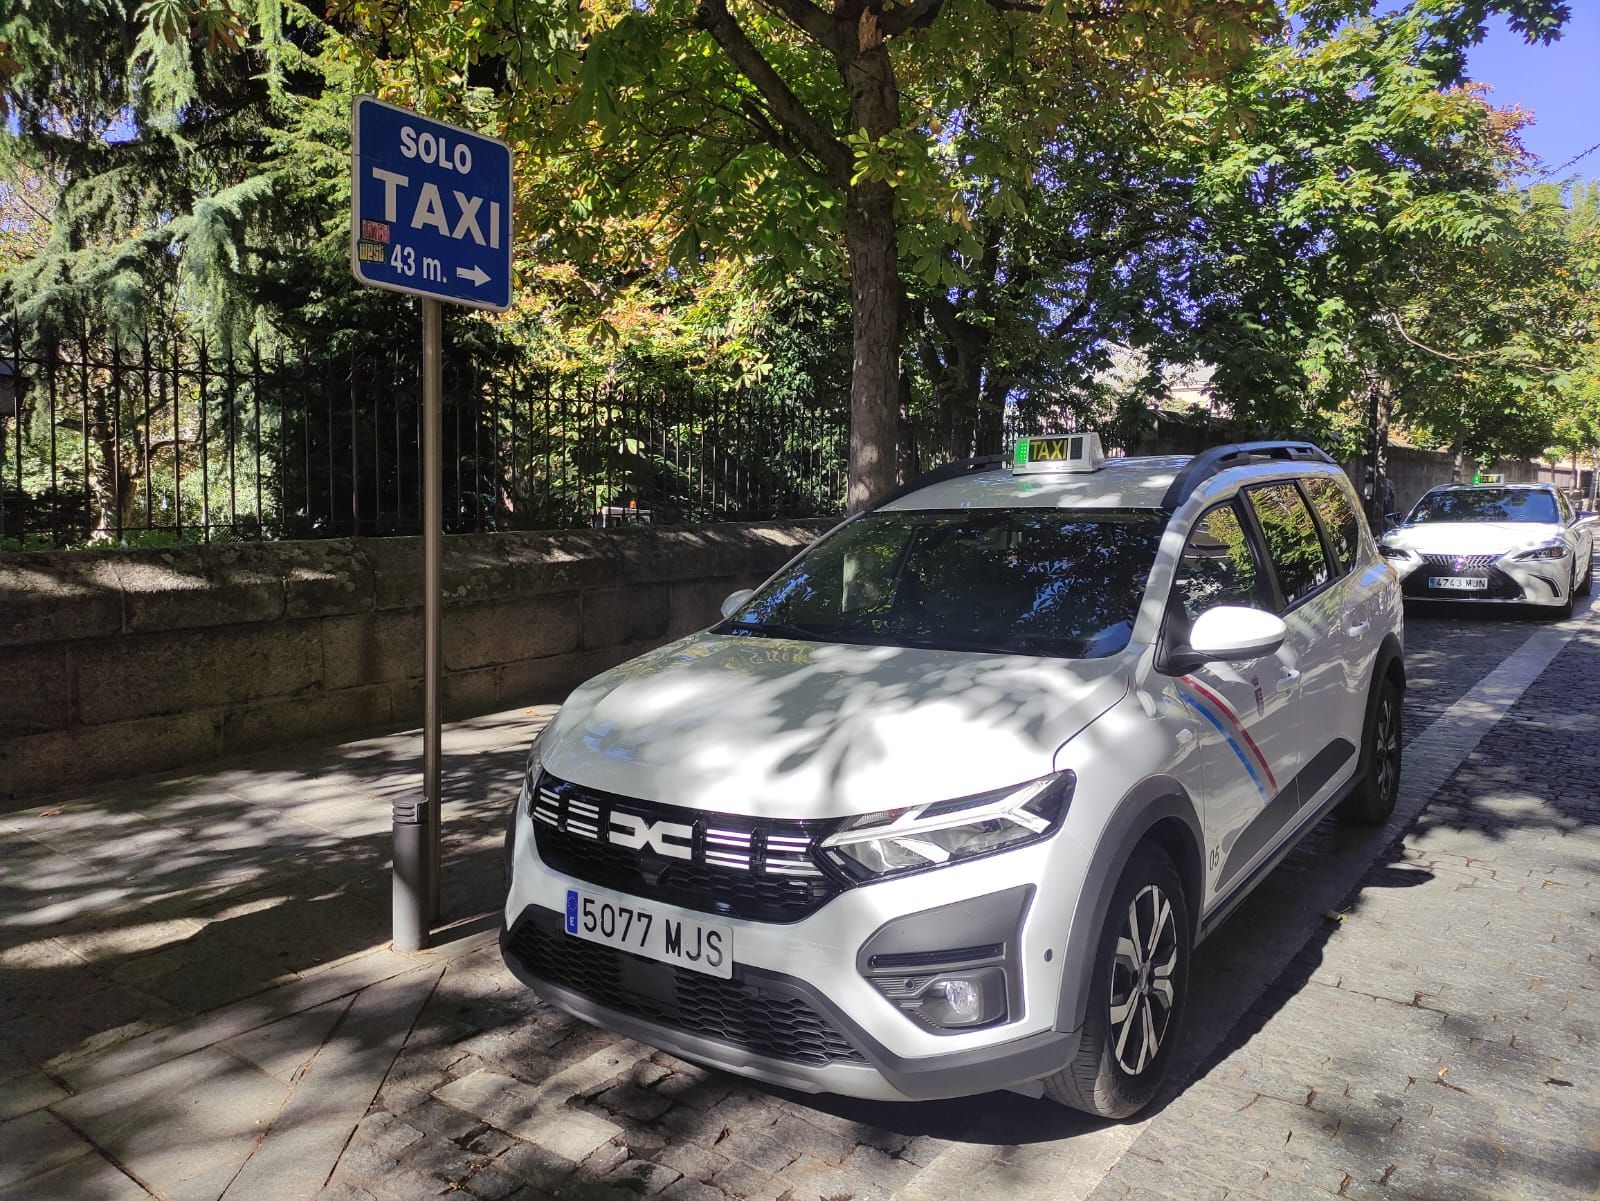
[606, 812, 693, 860]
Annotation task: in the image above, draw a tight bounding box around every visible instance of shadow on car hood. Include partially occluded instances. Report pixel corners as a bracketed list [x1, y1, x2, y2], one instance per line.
[539, 632, 1129, 819]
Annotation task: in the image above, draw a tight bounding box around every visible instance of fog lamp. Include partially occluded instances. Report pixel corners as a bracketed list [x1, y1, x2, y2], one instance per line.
[933, 979, 981, 1021]
[870, 964, 1009, 1030]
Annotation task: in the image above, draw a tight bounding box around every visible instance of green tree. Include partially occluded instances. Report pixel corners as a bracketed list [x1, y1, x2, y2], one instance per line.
[1166, 0, 1574, 515]
[340, 0, 1278, 509]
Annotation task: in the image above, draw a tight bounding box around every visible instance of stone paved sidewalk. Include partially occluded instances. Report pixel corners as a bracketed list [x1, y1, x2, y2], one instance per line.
[2, 608, 1593, 1201]
[0, 708, 550, 1201]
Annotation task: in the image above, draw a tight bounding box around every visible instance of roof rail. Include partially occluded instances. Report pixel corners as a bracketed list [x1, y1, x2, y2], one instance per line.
[865, 454, 1008, 513]
[1159, 440, 1335, 511]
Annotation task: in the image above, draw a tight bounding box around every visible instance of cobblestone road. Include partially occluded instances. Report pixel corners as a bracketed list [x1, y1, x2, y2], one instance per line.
[1088, 614, 1600, 1201]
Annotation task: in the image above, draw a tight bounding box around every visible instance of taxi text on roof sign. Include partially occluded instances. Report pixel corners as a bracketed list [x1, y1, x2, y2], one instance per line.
[1013, 432, 1106, 475]
[350, 97, 514, 312]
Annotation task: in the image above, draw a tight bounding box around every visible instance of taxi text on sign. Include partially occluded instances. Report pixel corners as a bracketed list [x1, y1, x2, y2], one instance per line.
[350, 97, 513, 312]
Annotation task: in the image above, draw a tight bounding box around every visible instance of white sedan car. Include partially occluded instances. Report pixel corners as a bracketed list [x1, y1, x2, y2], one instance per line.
[1379, 483, 1595, 617]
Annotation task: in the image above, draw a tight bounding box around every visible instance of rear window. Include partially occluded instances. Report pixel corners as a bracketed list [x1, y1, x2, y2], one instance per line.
[1408, 488, 1559, 525]
[722, 508, 1167, 659]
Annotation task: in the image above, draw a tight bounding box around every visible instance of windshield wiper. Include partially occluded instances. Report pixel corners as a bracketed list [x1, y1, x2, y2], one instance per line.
[720, 620, 828, 642]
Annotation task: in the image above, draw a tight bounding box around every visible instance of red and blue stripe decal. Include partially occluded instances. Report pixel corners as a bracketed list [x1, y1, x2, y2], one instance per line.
[1180, 676, 1277, 801]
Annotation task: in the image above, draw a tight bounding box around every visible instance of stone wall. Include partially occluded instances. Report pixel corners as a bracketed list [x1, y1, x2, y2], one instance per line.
[0, 521, 827, 804]
[1375, 446, 1538, 517]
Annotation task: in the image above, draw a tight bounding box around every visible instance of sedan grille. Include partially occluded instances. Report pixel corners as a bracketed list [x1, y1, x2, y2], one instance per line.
[1420, 553, 1500, 570]
[530, 772, 845, 923]
[506, 912, 867, 1067]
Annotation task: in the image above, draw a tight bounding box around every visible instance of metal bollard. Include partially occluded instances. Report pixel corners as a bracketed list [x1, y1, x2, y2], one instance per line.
[393, 796, 432, 951]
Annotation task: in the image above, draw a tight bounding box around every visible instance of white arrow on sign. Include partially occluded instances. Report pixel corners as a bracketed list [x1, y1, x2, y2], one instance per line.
[456, 264, 489, 287]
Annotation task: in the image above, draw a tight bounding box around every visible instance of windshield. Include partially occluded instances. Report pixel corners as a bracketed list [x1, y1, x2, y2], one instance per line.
[1407, 488, 1559, 525]
[720, 508, 1166, 659]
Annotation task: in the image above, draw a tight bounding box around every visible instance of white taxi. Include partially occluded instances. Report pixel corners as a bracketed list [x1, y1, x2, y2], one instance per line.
[1379, 483, 1594, 617]
[501, 436, 1404, 1117]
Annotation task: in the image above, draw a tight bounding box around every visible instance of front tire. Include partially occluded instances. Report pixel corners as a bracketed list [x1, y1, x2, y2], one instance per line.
[1042, 844, 1190, 1119]
[1556, 562, 1576, 619]
[1338, 677, 1402, 824]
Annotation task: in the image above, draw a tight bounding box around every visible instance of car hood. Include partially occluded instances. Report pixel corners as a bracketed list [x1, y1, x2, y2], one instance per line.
[1384, 521, 1563, 556]
[538, 632, 1130, 819]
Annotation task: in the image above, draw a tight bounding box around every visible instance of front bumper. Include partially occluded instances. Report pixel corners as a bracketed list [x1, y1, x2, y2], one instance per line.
[1389, 552, 1572, 606]
[500, 907, 1075, 1102]
[500, 783, 1086, 1102]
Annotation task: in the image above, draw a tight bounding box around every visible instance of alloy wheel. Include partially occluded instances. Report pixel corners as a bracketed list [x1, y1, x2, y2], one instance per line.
[1375, 693, 1400, 804]
[1109, 883, 1179, 1076]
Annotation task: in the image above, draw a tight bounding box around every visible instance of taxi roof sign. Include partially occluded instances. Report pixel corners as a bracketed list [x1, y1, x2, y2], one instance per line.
[1013, 432, 1106, 474]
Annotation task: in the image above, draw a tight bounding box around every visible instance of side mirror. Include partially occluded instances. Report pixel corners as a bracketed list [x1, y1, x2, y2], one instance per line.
[1580, 511, 1598, 524]
[1186, 605, 1288, 663]
[719, 589, 755, 620]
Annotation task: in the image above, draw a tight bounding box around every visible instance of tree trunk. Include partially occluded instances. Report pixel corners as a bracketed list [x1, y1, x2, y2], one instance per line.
[895, 366, 918, 485]
[841, 15, 902, 513]
[87, 387, 137, 543]
[975, 370, 1007, 457]
[1366, 379, 1393, 528]
[1450, 444, 1466, 484]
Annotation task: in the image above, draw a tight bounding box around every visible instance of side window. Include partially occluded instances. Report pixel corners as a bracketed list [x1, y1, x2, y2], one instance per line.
[1172, 502, 1268, 621]
[1556, 489, 1574, 524]
[1301, 475, 1363, 574]
[1246, 484, 1331, 608]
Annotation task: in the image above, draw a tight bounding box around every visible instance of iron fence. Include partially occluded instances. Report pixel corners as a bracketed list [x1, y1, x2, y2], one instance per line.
[0, 316, 850, 549]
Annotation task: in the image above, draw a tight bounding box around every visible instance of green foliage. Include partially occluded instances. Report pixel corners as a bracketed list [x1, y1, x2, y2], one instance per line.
[1166, 0, 1588, 468]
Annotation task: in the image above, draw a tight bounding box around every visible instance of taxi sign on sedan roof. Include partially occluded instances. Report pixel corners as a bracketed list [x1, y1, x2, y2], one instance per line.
[1013, 432, 1106, 474]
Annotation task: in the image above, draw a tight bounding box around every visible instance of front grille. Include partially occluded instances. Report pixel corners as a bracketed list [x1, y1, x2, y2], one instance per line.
[1420, 553, 1500, 570]
[507, 912, 867, 1067]
[531, 772, 845, 923]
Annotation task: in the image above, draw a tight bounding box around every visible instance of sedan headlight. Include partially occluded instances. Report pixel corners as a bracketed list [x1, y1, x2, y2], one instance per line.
[821, 772, 1074, 881]
[1513, 541, 1567, 561]
[1379, 544, 1413, 560]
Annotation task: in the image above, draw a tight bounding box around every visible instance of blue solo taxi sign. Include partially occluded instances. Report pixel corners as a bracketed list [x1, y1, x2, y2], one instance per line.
[350, 96, 513, 312]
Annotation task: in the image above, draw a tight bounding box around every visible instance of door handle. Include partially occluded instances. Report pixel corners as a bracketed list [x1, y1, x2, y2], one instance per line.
[1276, 670, 1301, 693]
[1348, 621, 1370, 636]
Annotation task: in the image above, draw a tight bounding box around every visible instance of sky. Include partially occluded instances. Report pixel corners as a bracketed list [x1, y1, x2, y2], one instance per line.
[1465, 6, 1600, 181]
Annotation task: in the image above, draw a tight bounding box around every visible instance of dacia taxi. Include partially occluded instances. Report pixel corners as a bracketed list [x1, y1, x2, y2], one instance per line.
[502, 436, 1404, 1117]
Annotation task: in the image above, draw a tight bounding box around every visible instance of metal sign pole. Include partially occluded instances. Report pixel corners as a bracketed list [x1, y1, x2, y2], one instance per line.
[393, 299, 443, 951]
[422, 297, 444, 926]
[351, 96, 512, 952]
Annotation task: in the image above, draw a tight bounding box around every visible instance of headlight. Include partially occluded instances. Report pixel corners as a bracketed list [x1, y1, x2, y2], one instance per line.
[521, 727, 548, 811]
[821, 772, 1074, 881]
[1379, 544, 1412, 560]
[1513, 542, 1567, 561]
